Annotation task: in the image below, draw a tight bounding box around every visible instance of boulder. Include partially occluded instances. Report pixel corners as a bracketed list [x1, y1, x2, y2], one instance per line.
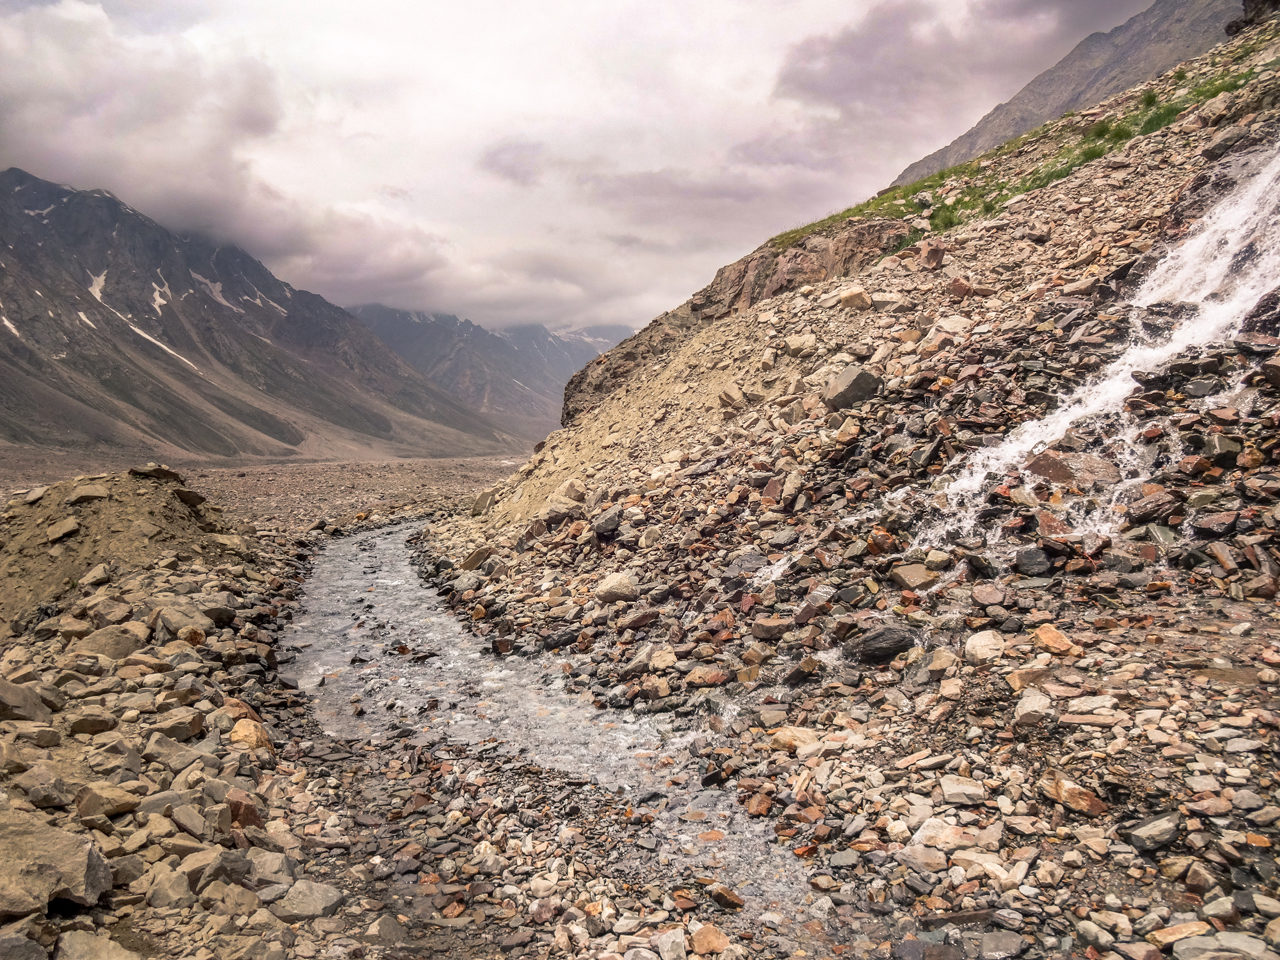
[823, 365, 882, 409]
[0, 808, 111, 914]
[271, 879, 344, 921]
[66, 623, 149, 661]
[964, 631, 1005, 664]
[0, 931, 45, 960]
[56, 931, 140, 960]
[0, 680, 52, 723]
[595, 573, 639, 603]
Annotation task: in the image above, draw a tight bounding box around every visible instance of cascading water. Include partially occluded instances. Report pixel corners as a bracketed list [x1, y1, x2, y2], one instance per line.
[924, 144, 1280, 544]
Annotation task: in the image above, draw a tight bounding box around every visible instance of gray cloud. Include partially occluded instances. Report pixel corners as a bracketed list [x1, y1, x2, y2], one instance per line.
[778, 0, 1155, 112]
[478, 138, 548, 186]
[0, 0, 1172, 333]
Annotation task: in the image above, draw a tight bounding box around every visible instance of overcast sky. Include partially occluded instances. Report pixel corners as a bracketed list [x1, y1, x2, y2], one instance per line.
[0, 0, 1155, 330]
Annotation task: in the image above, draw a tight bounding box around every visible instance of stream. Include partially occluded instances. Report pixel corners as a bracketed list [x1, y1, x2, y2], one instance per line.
[281, 525, 845, 947]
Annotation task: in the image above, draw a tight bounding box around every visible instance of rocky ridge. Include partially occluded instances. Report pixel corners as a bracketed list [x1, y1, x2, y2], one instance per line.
[893, 0, 1240, 188]
[405, 19, 1280, 960]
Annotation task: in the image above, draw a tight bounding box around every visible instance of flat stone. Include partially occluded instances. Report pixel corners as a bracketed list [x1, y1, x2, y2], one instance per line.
[67, 623, 150, 660]
[981, 931, 1028, 960]
[1127, 812, 1181, 851]
[1147, 922, 1211, 949]
[1014, 688, 1053, 727]
[890, 563, 939, 591]
[56, 930, 141, 960]
[940, 775, 986, 805]
[895, 844, 948, 874]
[0, 807, 111, 913]
[46, 518, 80, 542]
[271, 879, 344, 921]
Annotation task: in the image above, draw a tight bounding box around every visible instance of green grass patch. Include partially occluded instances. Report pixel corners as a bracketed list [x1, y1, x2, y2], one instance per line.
[1108, 122, 1135, 143]
[1080, 143, 1108, 163]
[767, 55, 1264, 253]
[1192, 69, 1252, 100]
[1139, 103, 1182, 135]
[929, 205, 962, 232]
[1084, 119, 1113, 140]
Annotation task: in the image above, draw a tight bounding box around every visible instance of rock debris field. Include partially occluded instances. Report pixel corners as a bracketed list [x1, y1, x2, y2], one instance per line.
[5, 19, 1280, 960]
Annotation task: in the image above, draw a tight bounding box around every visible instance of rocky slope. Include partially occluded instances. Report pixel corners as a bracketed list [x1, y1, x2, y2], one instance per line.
[406, 18, 1280, 959]
[892, 0, 1240, 188]
[0, 170, 515, 462]
[350, 305, 628, 441]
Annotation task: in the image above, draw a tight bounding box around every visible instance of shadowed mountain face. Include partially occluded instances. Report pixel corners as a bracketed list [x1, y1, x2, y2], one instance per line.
[349, 304, 630, 441]
[0, 168, 514, 462]
[893, 0, 1240, 187]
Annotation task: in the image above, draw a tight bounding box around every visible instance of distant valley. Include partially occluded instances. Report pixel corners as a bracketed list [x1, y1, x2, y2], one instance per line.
[349, 305, 629, 441]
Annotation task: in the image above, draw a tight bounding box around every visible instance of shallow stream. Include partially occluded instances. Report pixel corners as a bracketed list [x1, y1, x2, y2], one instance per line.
[282, 525, 839, 944]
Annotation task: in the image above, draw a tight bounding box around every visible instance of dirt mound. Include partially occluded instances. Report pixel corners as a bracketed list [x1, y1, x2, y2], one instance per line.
[0, 464, 255, 630]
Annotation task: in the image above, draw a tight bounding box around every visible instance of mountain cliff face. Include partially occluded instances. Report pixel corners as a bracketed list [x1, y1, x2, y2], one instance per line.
[0, 169, 513, 461]
[349, 304, 628, 440]
[1230, 0, 1280, 32]
[893, 0, 1240, 187]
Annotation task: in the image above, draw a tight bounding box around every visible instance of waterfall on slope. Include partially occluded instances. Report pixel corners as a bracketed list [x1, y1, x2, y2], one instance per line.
[927, 145, 1280, 543]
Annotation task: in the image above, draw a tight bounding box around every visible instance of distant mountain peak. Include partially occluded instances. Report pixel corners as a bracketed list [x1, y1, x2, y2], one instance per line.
[892, 0, 1240, 187]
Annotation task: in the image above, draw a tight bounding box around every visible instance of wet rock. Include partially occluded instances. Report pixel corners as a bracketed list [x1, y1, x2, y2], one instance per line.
[847, 625, 919, 664]
[891, 563, 939, 591]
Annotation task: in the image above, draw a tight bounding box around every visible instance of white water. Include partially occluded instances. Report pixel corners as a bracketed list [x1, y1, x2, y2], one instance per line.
[930, 146, 1280, 541]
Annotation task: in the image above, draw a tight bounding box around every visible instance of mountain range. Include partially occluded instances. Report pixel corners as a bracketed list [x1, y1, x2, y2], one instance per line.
[0, 169, 525, 463]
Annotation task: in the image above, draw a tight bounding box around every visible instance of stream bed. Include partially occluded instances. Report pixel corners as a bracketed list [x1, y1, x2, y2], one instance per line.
[281, 525, 845, 948]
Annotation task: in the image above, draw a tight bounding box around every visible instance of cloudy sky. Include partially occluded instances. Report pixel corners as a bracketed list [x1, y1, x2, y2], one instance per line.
[0, 0, 1154, 331]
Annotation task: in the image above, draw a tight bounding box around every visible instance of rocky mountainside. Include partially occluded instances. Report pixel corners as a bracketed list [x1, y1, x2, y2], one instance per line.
[892, 0, 1240, 188]
[0, 169, 514, 463]
[407, 17, 1280, 958]
[350, 304, 628, 440]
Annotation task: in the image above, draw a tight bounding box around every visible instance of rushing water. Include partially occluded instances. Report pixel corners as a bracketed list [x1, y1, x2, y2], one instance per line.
[284, 525, 841, 944]
[927, 145, 1280, 542]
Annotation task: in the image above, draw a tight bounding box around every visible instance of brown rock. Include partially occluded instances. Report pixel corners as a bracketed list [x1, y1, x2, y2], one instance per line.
[691, 923, 730, 955]
[1039, 772, 1106, 816]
